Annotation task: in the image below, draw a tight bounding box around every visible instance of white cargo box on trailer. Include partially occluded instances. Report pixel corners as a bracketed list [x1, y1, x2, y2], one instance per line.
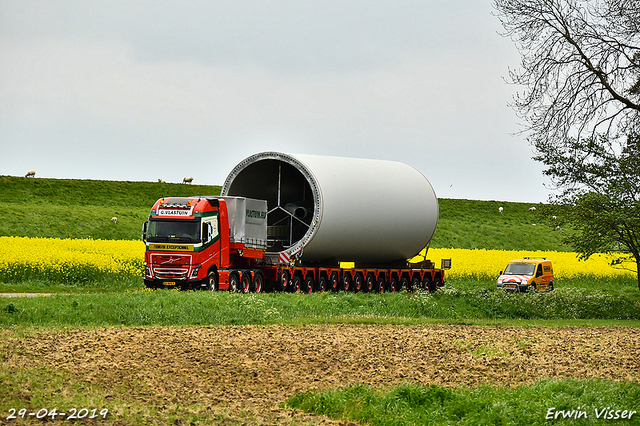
[218, 196, 268, 250]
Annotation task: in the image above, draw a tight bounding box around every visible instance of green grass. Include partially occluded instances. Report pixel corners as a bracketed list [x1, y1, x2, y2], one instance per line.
[431, 198, 571, 251]
[0, 176, 221, 240]
[1, 277, 638, 327]
[287, 379, 640, 425]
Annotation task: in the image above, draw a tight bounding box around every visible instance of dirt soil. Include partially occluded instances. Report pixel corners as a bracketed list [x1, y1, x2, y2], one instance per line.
[3, 324, 640, 425]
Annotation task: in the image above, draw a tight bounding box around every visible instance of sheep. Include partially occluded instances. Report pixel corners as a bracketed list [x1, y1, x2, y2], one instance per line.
[25, 170, 35, 178]
[498, 207, 503, 214]
[111, 217, 117, 224]
[529, 206, 537, 212]
[183, 177, 193, 184]
[157, 178, 166, 183]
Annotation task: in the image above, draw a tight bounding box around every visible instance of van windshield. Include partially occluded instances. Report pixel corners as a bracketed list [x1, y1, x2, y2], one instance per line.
[503, 262, 536, 276]
[146, 218, 200, 243]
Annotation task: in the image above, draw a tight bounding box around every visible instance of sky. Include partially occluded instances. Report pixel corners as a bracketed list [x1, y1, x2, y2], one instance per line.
[0, 1, 552, 203]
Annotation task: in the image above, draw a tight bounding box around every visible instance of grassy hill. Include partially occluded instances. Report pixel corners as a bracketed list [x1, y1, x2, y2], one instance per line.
[0, 176, 569, 251]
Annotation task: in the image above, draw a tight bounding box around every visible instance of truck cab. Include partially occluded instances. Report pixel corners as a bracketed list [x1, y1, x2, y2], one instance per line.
[497, 257, 554, 292]
[141, 196, 267, 291]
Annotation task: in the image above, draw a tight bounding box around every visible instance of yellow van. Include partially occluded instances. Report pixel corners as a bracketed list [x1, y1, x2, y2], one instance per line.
[497, 257, 554, 292]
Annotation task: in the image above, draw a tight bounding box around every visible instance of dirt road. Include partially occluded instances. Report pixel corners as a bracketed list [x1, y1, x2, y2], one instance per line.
[3, 324, 639, 425]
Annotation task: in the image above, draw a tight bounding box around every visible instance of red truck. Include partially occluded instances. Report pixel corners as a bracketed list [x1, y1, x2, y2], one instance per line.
[142, 195, 449, 293]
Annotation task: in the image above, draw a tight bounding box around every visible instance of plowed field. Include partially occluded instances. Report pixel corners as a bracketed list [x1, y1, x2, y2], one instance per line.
[3, 325, 639, 425]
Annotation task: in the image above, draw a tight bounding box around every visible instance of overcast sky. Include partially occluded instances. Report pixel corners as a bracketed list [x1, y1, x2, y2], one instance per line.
[0, 1, 551, 203]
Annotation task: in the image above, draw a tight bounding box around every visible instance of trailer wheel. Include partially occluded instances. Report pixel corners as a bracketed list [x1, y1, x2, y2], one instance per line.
[240, 271, 252, 293]
[303, 275, 315, 294]
[376, 276, 385, 293]
[400, 276, 409, 292]
[365, 273, 375, 293]
[279, 271, 290, 292]
[207, 271, 219, 291]
[410, 275, 420, 292]
[433, 276, 442, 291]
[329, 272, 339, 292]
[353, 273, 364, 293]
[229, 272, 240, 293]
[342, 273, 352, 292]
[252, 271, 264, 293]
[389, 276, 399, 293]
[318, 276, 328, 293]
[292, 275, 302, 292]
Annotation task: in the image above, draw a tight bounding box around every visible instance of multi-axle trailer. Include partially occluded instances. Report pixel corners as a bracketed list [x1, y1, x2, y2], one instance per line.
[142, 152, 450, 293]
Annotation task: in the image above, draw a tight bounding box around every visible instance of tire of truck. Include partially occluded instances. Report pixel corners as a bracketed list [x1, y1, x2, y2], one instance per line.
[548, 281, 554, 292]
[353, 273, 364, 293]
[240, 271, 252, 293]
[400, 276, 409, 292]
[303, 275, 315, 294]
[422, 274, 432, 292]
[252, 271, 264, 293]
[376, 276, 386, 293]
[433, 276, 441, 292]
[410, 275, 421, 292]
[292, 275, 302, 293]
[329, 272, 339, 292]
[365, 273, 375, 293]
[279, 271, 290, 292]
[207, 271, 219, 291]
[318, 275, 328, 293]
[229, 272, 240, 293]
[342, 273, 352, 292]
[389, 276, 399, 293]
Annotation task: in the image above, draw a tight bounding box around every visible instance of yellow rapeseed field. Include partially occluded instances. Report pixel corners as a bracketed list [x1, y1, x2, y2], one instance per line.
[416, 248, 637, 279]
[0, 237, 635, 283]
[0, 236, 145, 282]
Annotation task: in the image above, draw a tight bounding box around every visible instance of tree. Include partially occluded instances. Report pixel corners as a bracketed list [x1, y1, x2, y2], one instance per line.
[493, 0, 640, 145]
[542, 134, 640, 289]
[493, 0, 640, 288]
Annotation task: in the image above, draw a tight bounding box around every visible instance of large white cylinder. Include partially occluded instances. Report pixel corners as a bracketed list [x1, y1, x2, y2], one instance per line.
[221, 152, 439, 264]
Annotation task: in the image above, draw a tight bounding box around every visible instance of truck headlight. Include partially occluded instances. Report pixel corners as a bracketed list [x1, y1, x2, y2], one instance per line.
[144, 264, 152, 278]
[190, 267, 200, 279]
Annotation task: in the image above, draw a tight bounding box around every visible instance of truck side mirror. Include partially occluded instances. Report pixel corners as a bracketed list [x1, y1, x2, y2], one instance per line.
[141, 221, 148, 242]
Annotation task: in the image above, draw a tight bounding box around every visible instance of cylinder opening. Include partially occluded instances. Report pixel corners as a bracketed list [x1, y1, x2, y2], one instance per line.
[224, 158, 317, 253]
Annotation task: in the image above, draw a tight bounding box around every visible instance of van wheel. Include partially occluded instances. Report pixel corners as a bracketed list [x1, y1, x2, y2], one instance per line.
[548, 281, 554, 292]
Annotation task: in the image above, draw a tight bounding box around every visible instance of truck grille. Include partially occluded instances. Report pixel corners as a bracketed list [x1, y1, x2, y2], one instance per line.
[150, 253, 191, 280]
[152, 267, 189, 279]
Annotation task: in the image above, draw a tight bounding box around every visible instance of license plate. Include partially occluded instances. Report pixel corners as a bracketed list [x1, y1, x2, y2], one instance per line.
[506, 284, 516, 288]
[164, 281, 176, 286]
